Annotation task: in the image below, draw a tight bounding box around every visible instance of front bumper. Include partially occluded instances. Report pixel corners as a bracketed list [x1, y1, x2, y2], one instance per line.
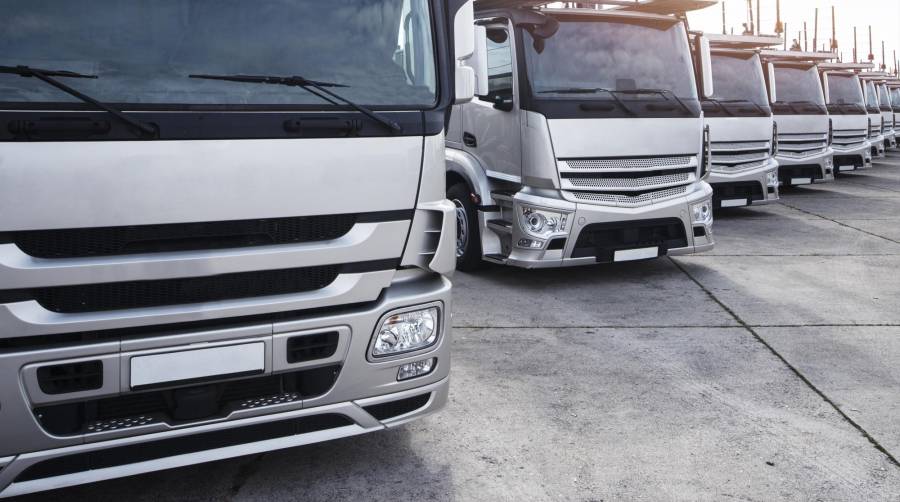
[775, 148, 834, 186]
[871, 135, 886, 158]
[832, 141, 873, 172]
[0, 273, 452, 498]
[708, 158, 779, 208]
[884, 129, 897, 149]
[493, 183, 714, 269]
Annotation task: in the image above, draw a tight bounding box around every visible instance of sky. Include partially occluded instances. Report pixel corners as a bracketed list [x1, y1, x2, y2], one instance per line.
[687, 1, 900, 72]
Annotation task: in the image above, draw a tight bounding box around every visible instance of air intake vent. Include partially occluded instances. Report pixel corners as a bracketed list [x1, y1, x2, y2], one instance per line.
[37, 361, 103, 395]
[363, 393, 431, 420]
[4, 215, 359, 259]
[286, 332, 340, 363]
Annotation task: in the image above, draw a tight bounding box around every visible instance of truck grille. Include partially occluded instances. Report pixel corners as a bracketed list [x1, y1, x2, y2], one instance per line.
[13, 266, 343, 313]
[832, 129, 868, 150]
[777, 133, 828, 158]
[869, 123, 882, 139]
[561, 156, 696, 207]
[710, 141, 771, 173]
[1, 214, 361, 258]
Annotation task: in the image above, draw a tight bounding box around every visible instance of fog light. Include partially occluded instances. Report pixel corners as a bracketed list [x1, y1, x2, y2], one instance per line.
[397, 358, 436, 381]
[517, 238, 545, 249]
[825, 157, 833, 168]
[766, 171, 779, 187]
[372, 306, 439, 357]
[691, 199, 713, 225]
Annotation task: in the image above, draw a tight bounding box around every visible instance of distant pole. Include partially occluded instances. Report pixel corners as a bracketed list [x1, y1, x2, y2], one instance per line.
[783, 23, 788, 49]
[803, 22, 808, 52]
[756, 0, 761, 35]
[747, 0, 754, 35]
[882, 41, 887, 71]
[831, 6, 838, 52]
[775, 0, 783, 35]
[812, 8, 818, 53]
[853, 27, 858, 63]
[868, 26, 874, 62]
[722, 2, 727, 35]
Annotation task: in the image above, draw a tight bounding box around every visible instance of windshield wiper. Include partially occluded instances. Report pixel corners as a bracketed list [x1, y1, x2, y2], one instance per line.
[702, 98, 736, 117]
[718, 99, 768, 115]
[537, 87, 635, 116]
[189, 74, 401, 133]
[0, 65, 157, 138]
[615, 88, 693, 116]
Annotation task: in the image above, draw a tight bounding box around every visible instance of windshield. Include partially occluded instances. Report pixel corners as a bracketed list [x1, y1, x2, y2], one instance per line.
[878, 84, 892, 109]
[773, 65, 824, 105]
[892, 88, 900, 108]
[865, 81, 880, 110]
[523, 18, 698, 101]
[0, 0, 437, 109]
[826, 74, 864, 106]
[708, 53, 769, 107]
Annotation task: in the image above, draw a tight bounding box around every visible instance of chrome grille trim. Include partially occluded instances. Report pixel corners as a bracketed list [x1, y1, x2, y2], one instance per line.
[711, 160, 768, 173]
[569, 185, 689, 207]
[564, 172, 692, 189]
[709, 151, 770, 164]
[777, 141, 829, 151]
[778, 148, 828, 159]
[709, 141, 770, 151]
[563, 156, 693, 170]
[778, 133, 828, 142]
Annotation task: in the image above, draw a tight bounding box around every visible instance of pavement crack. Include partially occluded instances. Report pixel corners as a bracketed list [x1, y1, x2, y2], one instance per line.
[669, 257, 900, 469]
[778, 201, 900, 245]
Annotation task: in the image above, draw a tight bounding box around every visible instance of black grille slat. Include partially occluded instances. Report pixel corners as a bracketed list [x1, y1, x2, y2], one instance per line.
[28, 266, 340, 314]
[37, 361, 103, 395]
[5, 215, 359, 259]
[286, 332, 340, 363]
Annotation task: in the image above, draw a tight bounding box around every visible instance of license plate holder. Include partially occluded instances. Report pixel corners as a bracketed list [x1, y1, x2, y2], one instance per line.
[614, 246, 659, 262]
[839, 165, 856, 171]
[791, 177, 812, 185]
[130, 342, 266, 389]
[720, 199, 748, 208]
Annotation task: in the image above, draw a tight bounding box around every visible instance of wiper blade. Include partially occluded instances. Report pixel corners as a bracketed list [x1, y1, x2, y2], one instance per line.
[718, 99, 768, 115]
[189, 73, 401, 133]
[703, 98, 736, 117]
[615, 88, 693, 116]
[538, 87, 635, 116]
[0, 65, 157, 138]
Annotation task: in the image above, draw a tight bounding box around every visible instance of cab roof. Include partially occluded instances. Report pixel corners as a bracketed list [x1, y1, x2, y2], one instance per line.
[474, 0, 716, 16]
[759, 49, 837, 63]
[818, 62, 876, 71]
[705, 33, 783, 50]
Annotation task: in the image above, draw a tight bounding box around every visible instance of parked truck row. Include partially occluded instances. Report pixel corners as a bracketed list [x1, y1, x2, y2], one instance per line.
[1, 0, 899, 497]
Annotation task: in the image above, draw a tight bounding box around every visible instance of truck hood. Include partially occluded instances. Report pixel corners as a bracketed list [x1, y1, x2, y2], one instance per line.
[705, 116, 772, 143]
[547, 117, 703, 158]
[0, 137, 423, 231]
[773, 114, 829, 135]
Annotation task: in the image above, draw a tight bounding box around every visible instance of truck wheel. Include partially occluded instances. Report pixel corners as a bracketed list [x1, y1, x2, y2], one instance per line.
[447, 183, 483, 271]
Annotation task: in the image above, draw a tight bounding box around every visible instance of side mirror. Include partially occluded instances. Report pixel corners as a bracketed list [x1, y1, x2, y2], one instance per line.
[454, 1, 476, 103]
[493, 95, 514, 112]
[471, 25, 489, 97]
[821, 70, 830, 103]
[698, 36, 714, 99]
[767, 62, 777, 103]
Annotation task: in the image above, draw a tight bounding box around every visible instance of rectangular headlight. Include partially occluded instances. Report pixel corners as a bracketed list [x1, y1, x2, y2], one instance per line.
[372, 306, 440, 358]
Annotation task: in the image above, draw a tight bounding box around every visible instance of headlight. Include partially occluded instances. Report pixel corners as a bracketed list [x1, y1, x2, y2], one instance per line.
[766, 171, 779, 187]
[519, 206, 568, 239]
[691, 200, 713, 225]
[372, 306, 439, 357]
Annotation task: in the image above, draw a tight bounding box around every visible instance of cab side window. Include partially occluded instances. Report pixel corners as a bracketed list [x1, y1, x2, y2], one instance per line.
[483, 27, 513, 101]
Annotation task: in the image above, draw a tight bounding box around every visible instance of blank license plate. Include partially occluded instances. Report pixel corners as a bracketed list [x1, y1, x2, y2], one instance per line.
[791, 177, 812, 185]
[614, 247, 659, 262]
[839, 165, 856, 171]
[130, 342, 265, 389]
[721, 199, 747, 208]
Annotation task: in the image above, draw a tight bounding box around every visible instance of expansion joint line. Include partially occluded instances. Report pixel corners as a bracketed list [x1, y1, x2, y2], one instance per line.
[779, 201, 900, 245]
[669, 257, 900, 469]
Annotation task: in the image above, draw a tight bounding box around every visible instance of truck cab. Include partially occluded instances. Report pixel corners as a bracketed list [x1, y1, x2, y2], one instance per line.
[761, 50, 835, 187]
[890, 83, 900, 143]
[818, 62, 875, 172]
[702, 34, 781, 209]
[446, 0, 716, 269]
[877, 82, 898, 149]
[0, 0, 474, 496]
[860, 76, 887, 158]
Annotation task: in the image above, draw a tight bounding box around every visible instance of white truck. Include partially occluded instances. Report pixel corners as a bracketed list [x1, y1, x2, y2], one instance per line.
[889, 82, 900, 144]
[447, 0, 716, 269]
[0, 0, 475, 496]
[876, 81, 898, 150]
[702, 34, 781, 209]
[760, 50, 835, 187]
[859, 74, 887, 158]
[818, 62, 875, 172]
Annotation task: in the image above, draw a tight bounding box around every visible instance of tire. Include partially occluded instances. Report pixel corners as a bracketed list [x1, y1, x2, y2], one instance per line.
[447, 182, 483, 272]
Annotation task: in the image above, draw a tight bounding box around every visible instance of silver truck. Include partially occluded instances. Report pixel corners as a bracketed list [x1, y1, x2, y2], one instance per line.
[446, 0, 716, 269]
[860, 75, 887, 158]
[890, 82, 900, 144]
[0, 0, 475, 496]
[760, 50, 835, 187]
[818, 62, 875, 173]
[877, 81, 898, 150]
[703, 34, 781, 209]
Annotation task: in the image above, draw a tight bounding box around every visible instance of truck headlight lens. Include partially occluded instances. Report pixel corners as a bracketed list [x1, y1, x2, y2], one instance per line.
[766, 171, 779, 187]
[519, 206, 567, 238]
[691, 200, 713, 225]
[372, 306, 439, 357]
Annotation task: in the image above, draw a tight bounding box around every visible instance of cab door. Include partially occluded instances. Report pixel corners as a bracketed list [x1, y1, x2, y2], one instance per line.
[462, 22, 522, 181]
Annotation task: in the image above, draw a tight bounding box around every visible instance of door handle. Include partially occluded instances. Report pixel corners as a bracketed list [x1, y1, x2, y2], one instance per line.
[463, 132, 477, 148]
